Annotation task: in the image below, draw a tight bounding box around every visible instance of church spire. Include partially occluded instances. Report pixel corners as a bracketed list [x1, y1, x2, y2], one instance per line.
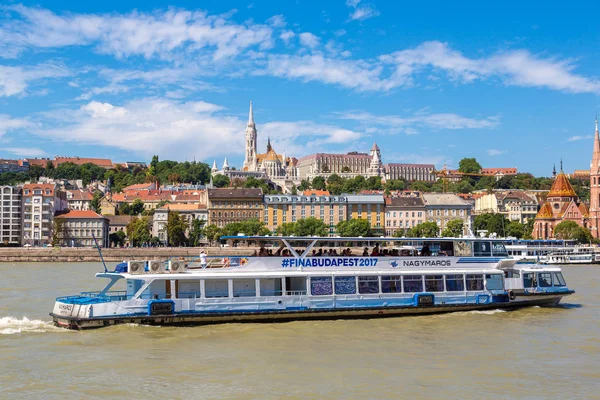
[267, 137, 272, 152]
[594, 116, 600, 156]
[248, 101, 254, 125]
[552, 163, 556, 178]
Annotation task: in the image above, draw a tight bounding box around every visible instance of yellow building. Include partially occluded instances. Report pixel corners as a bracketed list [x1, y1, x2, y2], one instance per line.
[263, 194, 348, 236]
[345, 194, 385, 235]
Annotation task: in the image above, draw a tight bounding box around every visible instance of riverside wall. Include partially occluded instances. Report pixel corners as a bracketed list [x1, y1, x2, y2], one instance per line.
[0, 247, 257, 263]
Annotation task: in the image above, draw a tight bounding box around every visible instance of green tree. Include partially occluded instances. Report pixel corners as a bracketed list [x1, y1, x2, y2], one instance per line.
[109, 230, 126, 247]
[167, 211, 188, 246]
[202, 224, 222, 245]
[126, 217, 152, 247]
[298, 179, 311, 191]
[130, 199, 145, 215]
[458, 158, 482, 174]
[213, 174, 230, 188]
[336, 218, 371, 237]
[441, 219, 464, 237]
[553, 221, 592, 243]
[28, 164, 45, 181]
[327, 174, 343, 185]
[366, 176, 383, 190]
[507, 221, 525, 239]
[384, 179, 406, 192]
[276, 222, 297, 236]
[393, 228, 407, 238]
[188, 218, 206, 246]
[294, 217, 328, 237]
[312, 176, 327, 191]
[473, 213, 510, 237]
[406, 222, 439, 238]
[90, 190, 103, 214]
[52, 217, 69, 246]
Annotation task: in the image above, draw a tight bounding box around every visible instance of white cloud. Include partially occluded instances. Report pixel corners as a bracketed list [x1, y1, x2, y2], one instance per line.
[279, 30, 295, 43]
[29, 99, 364, 162]
[334, 110, 499, 133]
[487, 149, 506, 156]
[0, 64, 70, 97]
[567, 135, 593, 142]
[266, 15, 286, 28]
[263, 54, 389, 91]
[382, 41, 600, 94]
[299, 32, 320, 48]
[3, 147, 46, 157]
[1, 5, 273, 61]
[346, 0, 380, 22]
[0, 114, 31, 136]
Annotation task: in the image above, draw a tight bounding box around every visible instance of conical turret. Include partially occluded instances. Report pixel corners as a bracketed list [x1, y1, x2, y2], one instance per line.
[212, 160, 218, 172]
[248, 101, 254, 126]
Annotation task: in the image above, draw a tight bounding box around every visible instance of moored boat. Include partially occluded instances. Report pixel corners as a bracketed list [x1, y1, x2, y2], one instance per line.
[50, 236, 575, 330]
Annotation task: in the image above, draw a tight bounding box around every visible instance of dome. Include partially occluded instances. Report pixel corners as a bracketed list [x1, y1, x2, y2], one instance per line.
[535, 202, 554, 219]
[547, 172, 577, 198]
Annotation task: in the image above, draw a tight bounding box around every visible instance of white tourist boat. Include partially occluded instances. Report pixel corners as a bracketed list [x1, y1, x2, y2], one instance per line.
[51, 236, 575, 330]
[541, 246, 600, 265]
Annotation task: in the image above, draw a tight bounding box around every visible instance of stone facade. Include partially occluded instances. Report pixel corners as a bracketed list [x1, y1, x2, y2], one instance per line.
[345, 194, 385, 235]
[384, 193, 426, 236]
[423, 193, 472, 235]
[55, 210, 109, 247]
[589, 119, 600, 239]
[263, 194, 348, 235]
[152, 203, 208, 244]
[474, 190, 539, 223]
[207, 188, 263, 227]
[0, 186, 22, 245]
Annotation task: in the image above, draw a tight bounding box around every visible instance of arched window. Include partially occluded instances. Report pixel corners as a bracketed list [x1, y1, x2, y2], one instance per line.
[218, 212, 221, 217]
[255, 212, 259, 217]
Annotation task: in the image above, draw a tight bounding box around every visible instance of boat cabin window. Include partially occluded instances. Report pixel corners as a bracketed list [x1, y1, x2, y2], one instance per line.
[311, 277, 333, 296]
[204, 279, 229, 298]
[286, 277, 307, 295]
[485, 274, 504, 290]
[504, 270, 520, 278]
[403, 275, 423, 293]
[358, 276, 380, 294]
[445, 274, 465, 291]
[425, 275, 444, 292]
[381, 275, 402, 293]
[474, 241, 491, 257]
[553, 272, 566, 287]
[454, 241, 472, 257]
[523, 273, 536, 288]
[537, 272, 553, 288]
[466, 274, 484, 291]
[233, 278, 256, 297]
[178, 280, 201, 299]
[260, 278, 283, 296]
[334, 276, 356, 295]
[491, 242, 508, 257]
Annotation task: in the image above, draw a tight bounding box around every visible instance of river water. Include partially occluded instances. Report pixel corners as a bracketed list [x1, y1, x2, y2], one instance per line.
[0, 262, 598, 400]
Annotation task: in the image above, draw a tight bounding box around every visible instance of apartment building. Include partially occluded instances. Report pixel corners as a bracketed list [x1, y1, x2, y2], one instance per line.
[384, 194, 426, 236]
[207, 188, 263, 227]
[263, 194, 348, 235]
[0, 186, 22, 245]
[423, 193, 473, 235]
[55, 210, 109, 247]
[345, 194, 385, 236]
[152, 203, 208, 243]
[21, 183, 68, 246]
[66, 189, 93, 211]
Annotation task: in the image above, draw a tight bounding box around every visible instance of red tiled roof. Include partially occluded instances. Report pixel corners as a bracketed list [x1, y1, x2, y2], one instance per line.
[67, 190, 93, 201]
[55, 157, 114, 168]
[302, 190, 331, 196]
[57, 210, 105, 219]
[480, 168, 518, 175]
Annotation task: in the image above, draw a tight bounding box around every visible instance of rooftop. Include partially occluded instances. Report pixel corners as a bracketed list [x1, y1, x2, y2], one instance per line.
[57, 210, 105, 219]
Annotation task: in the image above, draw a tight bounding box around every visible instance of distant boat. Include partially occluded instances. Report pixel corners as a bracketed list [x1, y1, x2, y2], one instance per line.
[51, 236, 575, 330]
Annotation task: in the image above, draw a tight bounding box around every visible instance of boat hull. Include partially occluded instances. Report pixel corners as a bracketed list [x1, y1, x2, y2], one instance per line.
[50, 293, 572, 330]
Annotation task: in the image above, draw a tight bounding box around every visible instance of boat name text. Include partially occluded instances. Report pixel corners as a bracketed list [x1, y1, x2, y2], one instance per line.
[282, 258, 378, 268]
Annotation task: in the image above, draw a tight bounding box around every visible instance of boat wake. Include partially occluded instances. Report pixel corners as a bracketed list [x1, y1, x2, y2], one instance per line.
[0, 316, 67, 335]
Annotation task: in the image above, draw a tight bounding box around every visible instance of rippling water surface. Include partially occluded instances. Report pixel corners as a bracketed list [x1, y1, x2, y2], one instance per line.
[0, 262, 598, 399]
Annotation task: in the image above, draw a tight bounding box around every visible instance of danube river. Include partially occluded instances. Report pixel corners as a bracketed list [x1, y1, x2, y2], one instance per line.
[1, 263, 598, 399]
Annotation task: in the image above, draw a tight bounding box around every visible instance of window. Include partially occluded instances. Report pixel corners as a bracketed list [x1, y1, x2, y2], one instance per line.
[425, 275, 444, 292]
[381, 275, 402, 293]
[537, 272, 552, 287]
[403, 275, 423, 292]
[232, 278, 256, 297]
[474, 241, 491, 257]
[260, 278, 283, 296]
[204, 279, 229, 298]
[492, 241, 508, 257]
[334, 276, 356, 294]
[485, 274, 504, 290]
[466, 274, 484, 291]
[445, 274, 464, 291]
[553, 272, 566, 287]
[311, 277, 333, 295]
[358, 276, 379, 294]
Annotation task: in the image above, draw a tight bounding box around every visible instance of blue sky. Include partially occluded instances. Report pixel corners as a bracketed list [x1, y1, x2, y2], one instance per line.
[0, 0, 599, 176]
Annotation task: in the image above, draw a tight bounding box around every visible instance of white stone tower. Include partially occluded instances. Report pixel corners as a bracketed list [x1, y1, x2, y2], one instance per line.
[243, 101, 258, 171]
